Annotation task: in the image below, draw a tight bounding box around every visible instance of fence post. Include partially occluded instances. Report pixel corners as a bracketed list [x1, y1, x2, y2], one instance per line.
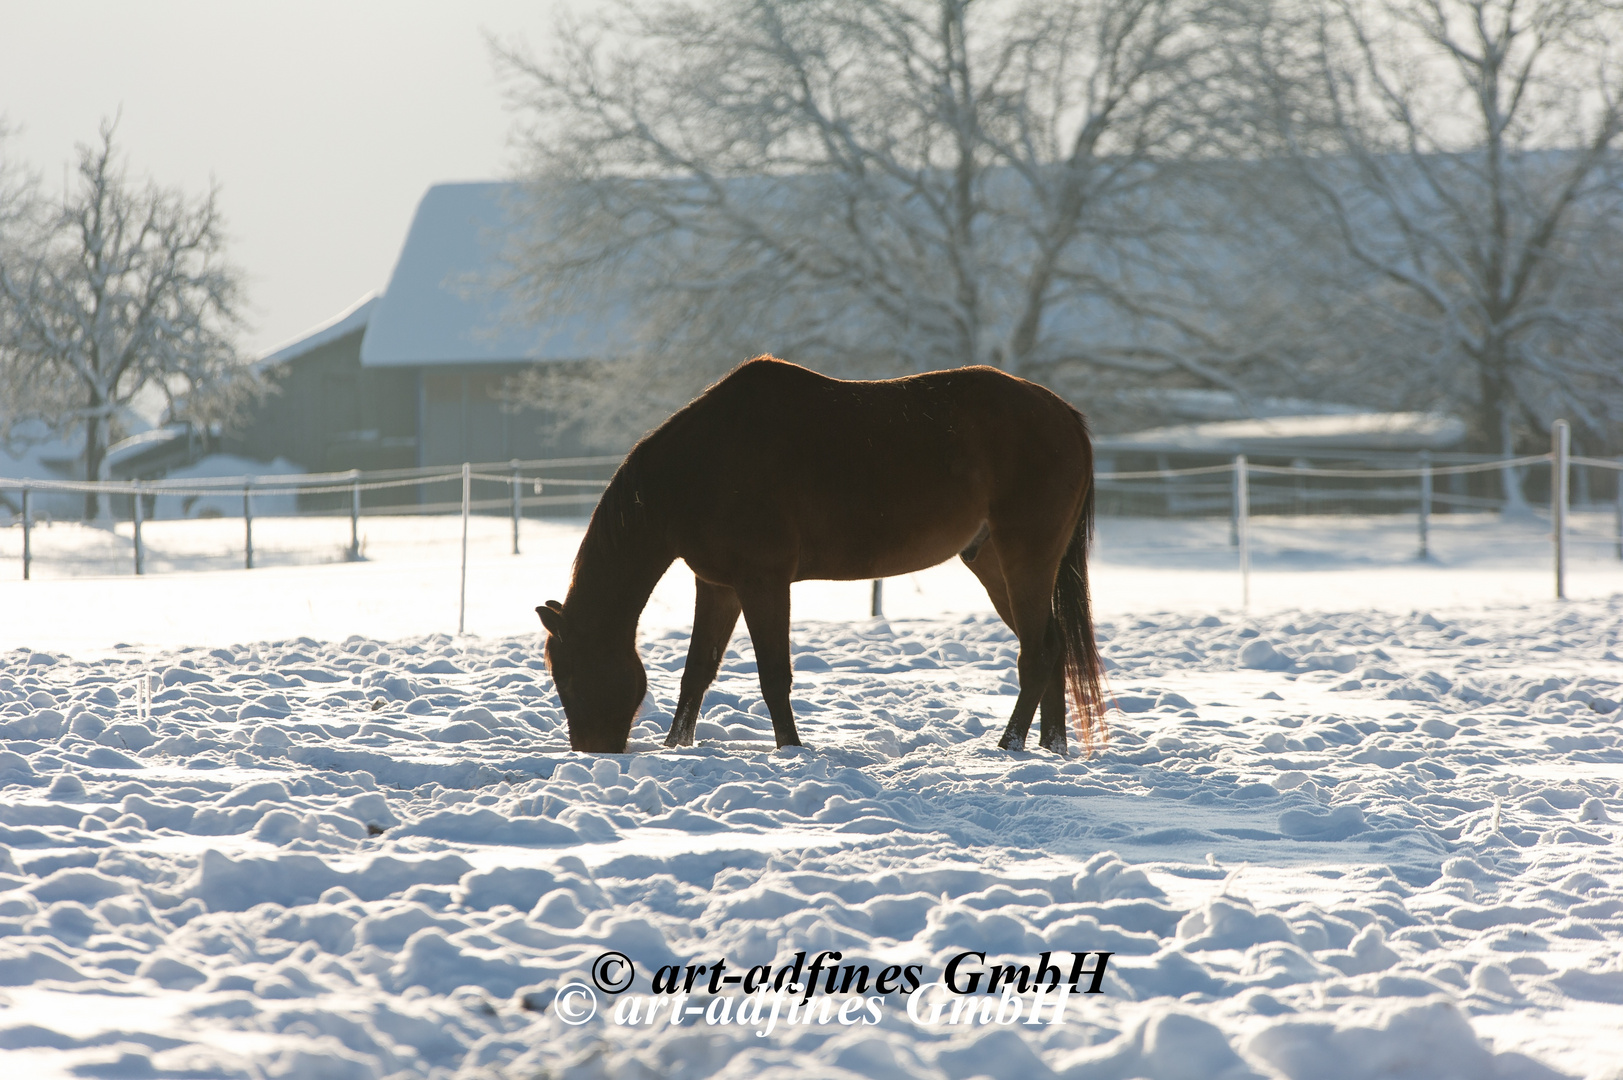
[871, 579, 884, 618]
[244, 481, 254, 570]
[459, 462, 471, 635]
[1614, 457, 1623, 561]
[348, 470, 362, 561]
[1553, 420, 1569, 600]
[20, 483, 30, 581]
[1417, 450, 1432, 560]
[1236, 455, 1250, 610]
[1229, 460, 1240, 547]
[510, 459, 522, 556]
[132, 481, 145, 576]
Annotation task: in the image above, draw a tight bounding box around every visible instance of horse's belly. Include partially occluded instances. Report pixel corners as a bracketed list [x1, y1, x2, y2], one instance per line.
[791, 511, 982, 581]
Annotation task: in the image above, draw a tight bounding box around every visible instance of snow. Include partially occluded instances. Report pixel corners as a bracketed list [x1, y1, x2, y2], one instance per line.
[357, 183, 633, 368]
[0, 512, 1621, 1079]
[1097, 411, 1468, 454]
[256, 294, 377, 370]
[2, 510, 1620, 650]
[1, 451, 305, 526]
[144, 455, 308, 521]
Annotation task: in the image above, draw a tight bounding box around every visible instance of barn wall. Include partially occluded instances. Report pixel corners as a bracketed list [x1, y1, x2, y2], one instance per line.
[416, 364, 610, 467]
[232, 328, 417, 474]
[237, 334, 612, 482]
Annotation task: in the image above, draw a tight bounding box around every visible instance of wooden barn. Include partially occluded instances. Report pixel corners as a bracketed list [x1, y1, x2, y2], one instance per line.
[232, 183, 615, 479]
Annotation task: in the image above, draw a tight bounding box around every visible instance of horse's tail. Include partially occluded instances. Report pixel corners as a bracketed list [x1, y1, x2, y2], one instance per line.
[1053, 455, 1108, 753]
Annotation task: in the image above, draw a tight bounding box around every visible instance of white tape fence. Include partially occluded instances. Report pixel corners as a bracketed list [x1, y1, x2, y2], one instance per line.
[1096, 420, 1617, 605]
[2, 422, 1618, 627]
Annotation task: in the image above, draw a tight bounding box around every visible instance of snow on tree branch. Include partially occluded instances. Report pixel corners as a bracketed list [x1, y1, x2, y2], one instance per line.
[1232, 0, 1623, 460]
[0, 119, 259, 518]
[490, 0, 1240, 444]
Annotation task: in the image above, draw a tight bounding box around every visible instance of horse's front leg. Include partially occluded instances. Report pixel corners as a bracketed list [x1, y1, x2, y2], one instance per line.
[735, 578, 802, 748]
[666, 579, 742, 747]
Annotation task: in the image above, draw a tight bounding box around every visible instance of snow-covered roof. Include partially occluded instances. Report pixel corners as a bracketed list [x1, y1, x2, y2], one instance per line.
[359, 182, 627, 368]
[1096, 411, 1467, 454]
[1112, 388, 1374, 423]
[104, 424, 191, 468]
[257, 293, 377, 369]
[103, 423, 212, 480]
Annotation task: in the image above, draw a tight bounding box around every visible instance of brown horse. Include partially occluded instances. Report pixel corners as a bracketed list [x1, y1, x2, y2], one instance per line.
[536, 356, 1106, 755]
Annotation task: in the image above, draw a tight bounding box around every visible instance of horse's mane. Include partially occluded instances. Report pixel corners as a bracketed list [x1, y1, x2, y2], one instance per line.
[571, 443, 655, 589]
[569, 364, 737, 588]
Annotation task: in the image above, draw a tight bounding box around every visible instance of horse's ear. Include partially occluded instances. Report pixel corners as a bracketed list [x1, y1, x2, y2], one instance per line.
[536, 602, 565, 636]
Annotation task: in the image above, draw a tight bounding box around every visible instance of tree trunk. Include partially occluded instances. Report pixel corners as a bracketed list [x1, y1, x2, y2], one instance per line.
[82, 409, 104, 522]
[1497, 410, 1533, 516]
[1474, 350, 1528, 512]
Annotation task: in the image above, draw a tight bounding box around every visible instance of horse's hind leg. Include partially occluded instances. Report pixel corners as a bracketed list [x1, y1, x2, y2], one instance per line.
[961, 533, 1015, 626]
[665, 579, 742, 748]
[1037, 653, 1068, 755]
[984, 531, 1071, 753]
[999, 617, 1060, 751]
[734, 577, 802, 748]
[961, 537, 1055, 752]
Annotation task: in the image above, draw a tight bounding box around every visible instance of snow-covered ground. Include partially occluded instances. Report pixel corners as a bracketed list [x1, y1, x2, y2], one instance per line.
[1, 515, 1621, 1079]
[2, 511, 1621, 652]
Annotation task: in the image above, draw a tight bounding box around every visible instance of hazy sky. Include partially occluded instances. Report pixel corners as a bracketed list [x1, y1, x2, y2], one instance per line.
[0, 1, 565, 356]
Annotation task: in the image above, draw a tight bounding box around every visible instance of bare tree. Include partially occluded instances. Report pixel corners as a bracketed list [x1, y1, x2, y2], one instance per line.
[493, 0, 1242, 443]
[0, 119, 39, 383]
[1232, 0, 1623, 464]
[0, 121, 256, 518]
[0, 118, 30, 236]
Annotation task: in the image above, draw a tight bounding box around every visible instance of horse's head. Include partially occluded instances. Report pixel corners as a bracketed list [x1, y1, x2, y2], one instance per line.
[537, 600, 645, 753]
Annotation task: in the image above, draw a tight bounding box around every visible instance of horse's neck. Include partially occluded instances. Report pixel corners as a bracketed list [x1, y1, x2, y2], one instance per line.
[566, 510, 673, 644]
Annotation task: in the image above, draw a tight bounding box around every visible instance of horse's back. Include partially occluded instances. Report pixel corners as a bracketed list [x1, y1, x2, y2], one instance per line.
[639, 357, 1090, 579]
[681, 357, 1083, 463]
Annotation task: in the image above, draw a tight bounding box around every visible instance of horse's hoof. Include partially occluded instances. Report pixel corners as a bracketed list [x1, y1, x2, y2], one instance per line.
[999, 736, 1027, 752]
